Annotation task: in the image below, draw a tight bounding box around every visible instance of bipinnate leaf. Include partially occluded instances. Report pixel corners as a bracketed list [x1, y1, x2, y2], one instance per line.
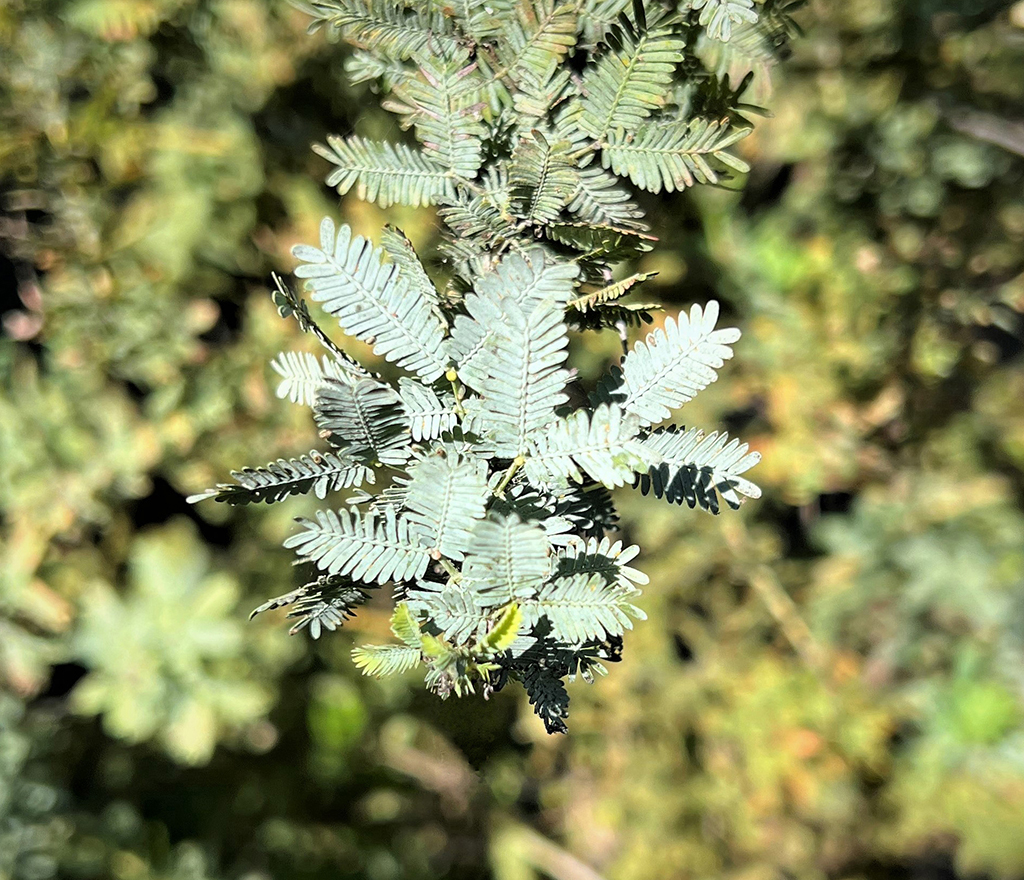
[515, 665, 570, 734]
[571, 17, 685, 142]
[314, 135, 456, 207]
[390, 602, 424, 646]
[187, 451, 372, 506]
[599, 300, 741, 426]
[603, 118, 751, 193]
[555, 537, 649, 590]
[270, 351, 359, 408]
[566, 161, 649, 230]
[509, 130, 579, 224]
[456, 291, 572, 458]
[284, 506, 430, 585]
[384, 59, 488, 178]
[249, 575, 370, 640]
[398, 378, 458, 442]
[293, 218, 448, 381]
[524, 404, 657, 489]
[463, 513, 552, 607]
[688, 0, 759, 42]
[519, 572, 646, 643]
[636, 426, 762, 513]
[314, 377, 411, 467]
[567, 272, 657, 313]
[306, 0, 463, 61]
[380, 225, 443, 312]
[352, 644, 423, 677]
[492, 0, 578, 94]
[405, 584, 484, 643]
[480, 604, 523, 654]
[404, 452, 489, 561]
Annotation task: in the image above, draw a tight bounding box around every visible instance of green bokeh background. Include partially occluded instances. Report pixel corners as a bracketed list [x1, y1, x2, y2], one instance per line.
[2, 1, 1024, 878]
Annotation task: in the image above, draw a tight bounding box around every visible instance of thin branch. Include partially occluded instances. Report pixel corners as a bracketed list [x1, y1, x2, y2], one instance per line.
[498, 822, 608, 880]
[946, 106, 1024, 158]
[724, 521, 828, 671]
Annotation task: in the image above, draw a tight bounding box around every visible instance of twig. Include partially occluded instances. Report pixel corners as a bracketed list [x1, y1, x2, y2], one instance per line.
[724, 521, 828, 671]
[497, 822, 608, 880]
[493, 455, 525, 498]
[945, 106, 1024, 158]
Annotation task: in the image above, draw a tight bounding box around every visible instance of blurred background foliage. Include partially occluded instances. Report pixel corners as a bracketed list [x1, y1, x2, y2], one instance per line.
[2, 0, 1024, 878]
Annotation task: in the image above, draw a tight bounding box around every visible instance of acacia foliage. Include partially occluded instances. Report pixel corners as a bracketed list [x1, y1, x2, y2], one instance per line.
[7, 0, 1024, 877]
[192, 0, 771, 732]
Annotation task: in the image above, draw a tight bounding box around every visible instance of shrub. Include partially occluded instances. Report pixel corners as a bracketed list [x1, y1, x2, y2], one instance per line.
[190, 0, 775, 731]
